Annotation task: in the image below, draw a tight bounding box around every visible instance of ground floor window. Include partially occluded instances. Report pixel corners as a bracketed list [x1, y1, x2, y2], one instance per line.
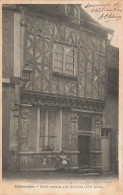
[37, 107, 62, 152]
[40, 109, 57, 151]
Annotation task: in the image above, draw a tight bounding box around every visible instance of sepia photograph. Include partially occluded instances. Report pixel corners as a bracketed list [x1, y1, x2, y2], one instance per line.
[1, 1, 122, 194]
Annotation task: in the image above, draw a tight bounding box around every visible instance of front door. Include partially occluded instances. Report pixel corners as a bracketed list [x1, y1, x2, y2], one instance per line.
[101, 128, 110, 172]
[78, 136, 90, 167]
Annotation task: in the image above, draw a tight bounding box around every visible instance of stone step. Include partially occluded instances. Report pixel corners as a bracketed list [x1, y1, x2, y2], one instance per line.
[103, 171, 114, 175]
[79, 168, 96, 174]
[80, 173, 100, 176]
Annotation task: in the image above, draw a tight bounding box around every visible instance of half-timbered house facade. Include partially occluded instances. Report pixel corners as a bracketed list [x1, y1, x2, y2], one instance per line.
[2, 4, 116, 173]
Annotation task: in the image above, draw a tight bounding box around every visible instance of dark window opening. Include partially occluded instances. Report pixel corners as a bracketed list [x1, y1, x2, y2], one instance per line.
[78, 116, 92, 131]
[101, 128, 110, 137]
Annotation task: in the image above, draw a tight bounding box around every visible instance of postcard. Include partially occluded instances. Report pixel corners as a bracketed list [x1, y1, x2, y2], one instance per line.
[0, 0, 123, 195]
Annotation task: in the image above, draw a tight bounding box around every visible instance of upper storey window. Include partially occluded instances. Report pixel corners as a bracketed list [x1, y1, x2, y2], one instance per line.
[53, 43, 77, 76]
[65, 5, 80, 24]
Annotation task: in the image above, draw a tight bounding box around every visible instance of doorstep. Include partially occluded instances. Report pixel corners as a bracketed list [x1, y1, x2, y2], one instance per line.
[80, 173, 100, 176]
[78, 168, 100, 176]
[102, 171, 114, 175]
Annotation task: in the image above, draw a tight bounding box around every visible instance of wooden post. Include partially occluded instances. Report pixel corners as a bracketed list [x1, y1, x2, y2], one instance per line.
[37, 107, 40, 152]
[45, 110, 48, 147]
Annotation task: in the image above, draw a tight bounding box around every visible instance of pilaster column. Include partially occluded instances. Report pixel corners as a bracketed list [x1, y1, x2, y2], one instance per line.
[90, 114, 102, 172]
[19, 105, 32, 151]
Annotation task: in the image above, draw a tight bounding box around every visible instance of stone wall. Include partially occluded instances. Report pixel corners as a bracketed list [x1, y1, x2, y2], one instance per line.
[2, 85, 15, 171]
[102, 46, 119, 173]
[2, 10, 14, 78]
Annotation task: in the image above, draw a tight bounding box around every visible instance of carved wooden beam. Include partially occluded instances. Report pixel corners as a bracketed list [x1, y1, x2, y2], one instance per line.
[20, 91, 105, 112]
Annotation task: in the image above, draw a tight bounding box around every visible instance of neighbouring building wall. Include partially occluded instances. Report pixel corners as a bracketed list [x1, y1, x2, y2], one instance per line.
[2, 85, 15, 171]
[2, 8, 21, 172]
[2, 9, 14, 172]
[2, 10, 14, 78]
[102, 90, 118, 172]
[102, 46, 119, 173]
[103, 90, 118, 129]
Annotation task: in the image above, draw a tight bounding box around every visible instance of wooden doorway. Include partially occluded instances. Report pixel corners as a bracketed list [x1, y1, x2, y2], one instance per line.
[101, 128, 110, 172]
[78, 136, 90, 167]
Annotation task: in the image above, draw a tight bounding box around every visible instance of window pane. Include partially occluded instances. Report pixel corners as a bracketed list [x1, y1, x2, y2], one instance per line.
[40, 110, 46, 149]
[53, 44, 76, 76]
[40, 109, 57, 151]
[48, 110, 56, 150]
[65, 48, 74, 76]
[54, 44, 63, 73]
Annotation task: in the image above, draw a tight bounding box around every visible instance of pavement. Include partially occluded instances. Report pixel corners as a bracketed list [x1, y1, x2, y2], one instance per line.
[2, 170, 118, 181]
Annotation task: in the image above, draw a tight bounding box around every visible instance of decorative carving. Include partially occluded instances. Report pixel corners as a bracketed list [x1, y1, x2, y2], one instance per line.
[92, 52, 99, 99]
[79, 32, 86, 47]
[65, 113, 78, 150]
[35, 34, 43, 64]
[21, 92, 105, 112]
[98, 57, 106, 100]
[65, 27, 75, 45]
[19, 106, 31, 150]
[65, 81, 71, 95]
[54, 23, 65, 42]
[43, 20, 53, 38]
[58, 79, 64, 94]
[52, 77, 58, 93]
[31, 154, 55, 166]
[78, 48, 85, 97]
[85, 50, 93, 98]
[20, 6, 28, 27]
[71, 82, 76, 95]
[71, 113, 79, 122]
